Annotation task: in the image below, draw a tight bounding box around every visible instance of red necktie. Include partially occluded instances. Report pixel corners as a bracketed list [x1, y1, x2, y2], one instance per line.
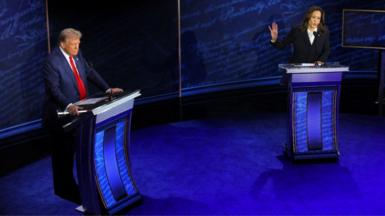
[69, 56, 87, 100]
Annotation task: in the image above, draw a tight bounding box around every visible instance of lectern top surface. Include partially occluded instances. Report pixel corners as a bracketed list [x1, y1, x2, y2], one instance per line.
[74, 96, 109, 107]
[92, 90, 141, 124]
[279, 63, 349, 73]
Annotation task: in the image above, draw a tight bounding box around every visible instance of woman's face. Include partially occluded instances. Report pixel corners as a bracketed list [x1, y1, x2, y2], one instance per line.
[308, 10, 322, 29]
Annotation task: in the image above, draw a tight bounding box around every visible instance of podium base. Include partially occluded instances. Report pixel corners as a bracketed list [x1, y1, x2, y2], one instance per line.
[284, 143, 339, 161]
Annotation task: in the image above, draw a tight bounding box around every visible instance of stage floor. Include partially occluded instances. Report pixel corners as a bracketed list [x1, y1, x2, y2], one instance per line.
[1, 112, 385, 214]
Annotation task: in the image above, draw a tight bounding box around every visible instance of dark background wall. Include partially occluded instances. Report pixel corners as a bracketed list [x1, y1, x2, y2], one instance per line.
[1, 0, 384, 137]
[0, 0, 47, 131]
[343, 9, 385, 48]
[180, 0, 384, 91]
[47, 0, 179, 99]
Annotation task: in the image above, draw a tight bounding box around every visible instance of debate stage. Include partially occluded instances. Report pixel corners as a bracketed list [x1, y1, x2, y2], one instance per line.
[1, 111, 385, 214]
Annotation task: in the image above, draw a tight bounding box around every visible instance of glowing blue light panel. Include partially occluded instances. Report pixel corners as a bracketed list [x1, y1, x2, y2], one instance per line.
[294, 92, 308, 153]
[321, 90, 335, 150]
[94, 130, 117, 208]
[115, 121, 136, 195]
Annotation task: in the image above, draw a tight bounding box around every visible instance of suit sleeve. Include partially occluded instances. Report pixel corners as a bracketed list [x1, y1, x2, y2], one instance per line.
[79, 53, 110, 91]
[318, 30, 330, 62]
[271, 27, 296, 49]
[43, 60, 73, 109]
[87, 66, 110, 92]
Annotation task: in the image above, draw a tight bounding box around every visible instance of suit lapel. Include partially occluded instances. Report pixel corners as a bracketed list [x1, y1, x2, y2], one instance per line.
[74, 56, 88, 88]
[303, 31, 312, 47]
[313, 32, 319, 46]
[57, 49, 81, 91]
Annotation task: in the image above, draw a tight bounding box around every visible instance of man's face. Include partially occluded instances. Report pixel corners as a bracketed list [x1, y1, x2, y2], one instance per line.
[60, 37, 80, 57]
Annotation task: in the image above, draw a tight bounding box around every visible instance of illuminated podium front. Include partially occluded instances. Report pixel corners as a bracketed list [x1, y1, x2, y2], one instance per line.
[280, 64, 349, 160]
[71, 90, 141, 214]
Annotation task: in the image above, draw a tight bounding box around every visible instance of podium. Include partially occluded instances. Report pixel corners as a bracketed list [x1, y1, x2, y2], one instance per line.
[68, 90, 142, 214]
[280, 64, 349, 160]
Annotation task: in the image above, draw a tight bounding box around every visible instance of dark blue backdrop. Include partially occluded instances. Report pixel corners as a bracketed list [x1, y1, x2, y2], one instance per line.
[180, 0, 384, 91]
[0, 0, 47, 132]
[343, 9, 385, 48]
[1, 0, 384, 136]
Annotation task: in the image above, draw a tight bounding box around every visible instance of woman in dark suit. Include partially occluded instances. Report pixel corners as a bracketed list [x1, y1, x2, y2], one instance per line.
[269, 6, 330, 65]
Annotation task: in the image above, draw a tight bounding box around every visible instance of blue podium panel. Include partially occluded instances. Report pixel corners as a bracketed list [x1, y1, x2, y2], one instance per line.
[93, 111, 140, 211]
[280, 64, 349, 160]
[292, 89, 338, 157]
[75, 91, 141, 214]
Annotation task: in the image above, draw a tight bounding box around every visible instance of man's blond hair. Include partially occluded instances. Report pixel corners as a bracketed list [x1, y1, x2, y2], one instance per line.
[58, 28, 82, 43]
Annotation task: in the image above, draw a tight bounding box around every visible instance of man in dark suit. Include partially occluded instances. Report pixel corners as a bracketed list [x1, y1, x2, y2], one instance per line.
[269, 6, 330, 64]
[43, 28, 123, 203]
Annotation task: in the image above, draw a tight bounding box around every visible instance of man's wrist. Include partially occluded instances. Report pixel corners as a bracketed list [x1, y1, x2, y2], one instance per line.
[65, 103, 73, 111]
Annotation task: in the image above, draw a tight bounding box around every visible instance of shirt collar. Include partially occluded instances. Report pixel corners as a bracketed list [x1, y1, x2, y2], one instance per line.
[59, 47, 71, 59]
[59, 47, 78, 69]
[307, 28, 318, 34]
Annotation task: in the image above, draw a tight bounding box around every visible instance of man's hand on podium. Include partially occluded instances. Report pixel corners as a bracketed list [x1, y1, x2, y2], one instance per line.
[67, 104, 82, 116]
[110, 88, 124, 94]
[106, 88, 124, 100]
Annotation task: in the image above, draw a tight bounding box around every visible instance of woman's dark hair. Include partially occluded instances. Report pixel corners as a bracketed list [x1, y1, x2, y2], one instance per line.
[301, 6, 327, 33]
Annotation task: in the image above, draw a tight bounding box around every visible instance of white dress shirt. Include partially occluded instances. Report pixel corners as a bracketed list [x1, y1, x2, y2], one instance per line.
[307, 28, 317, 45]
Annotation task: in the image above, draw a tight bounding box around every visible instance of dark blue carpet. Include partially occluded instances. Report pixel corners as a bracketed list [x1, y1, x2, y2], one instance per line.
[1, 113, 385, 214]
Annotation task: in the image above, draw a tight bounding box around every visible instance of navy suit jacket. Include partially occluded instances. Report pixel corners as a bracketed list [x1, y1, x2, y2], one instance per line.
[272, 26, 330, 63]
[43, 47, 109, 125]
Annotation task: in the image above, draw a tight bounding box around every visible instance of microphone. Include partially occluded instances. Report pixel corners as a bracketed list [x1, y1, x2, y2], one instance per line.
[313, 31, 319, 37]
